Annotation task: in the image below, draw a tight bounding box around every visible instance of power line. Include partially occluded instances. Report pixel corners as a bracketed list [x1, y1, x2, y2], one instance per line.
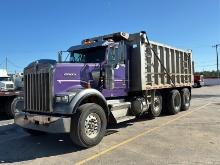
[197, 64, 217, 67]
[7, 58, 23, 69]
[0, 57, 7, 69]
[0, 57, 23, 71]
[0, 60, 5, 67]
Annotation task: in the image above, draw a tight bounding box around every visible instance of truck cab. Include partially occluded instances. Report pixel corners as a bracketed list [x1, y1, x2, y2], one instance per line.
[0, 69, 15, 91]
[193, 75, 204, 88]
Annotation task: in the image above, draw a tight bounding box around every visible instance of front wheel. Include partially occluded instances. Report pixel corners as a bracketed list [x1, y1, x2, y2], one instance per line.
[70, 103, 107, 148]
[10, 97, 24, 118]
[193, 82, 201, 88]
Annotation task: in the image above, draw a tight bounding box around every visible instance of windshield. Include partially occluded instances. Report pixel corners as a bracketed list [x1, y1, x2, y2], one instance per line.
[0, 77, 12, 81]
[69, 47, 106, 63]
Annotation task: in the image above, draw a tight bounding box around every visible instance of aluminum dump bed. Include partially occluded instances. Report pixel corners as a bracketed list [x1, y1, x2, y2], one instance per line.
[129, 33, 193, 91]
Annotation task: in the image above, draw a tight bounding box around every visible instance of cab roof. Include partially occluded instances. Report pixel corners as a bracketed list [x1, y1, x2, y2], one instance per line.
[67, 40, 112, 52]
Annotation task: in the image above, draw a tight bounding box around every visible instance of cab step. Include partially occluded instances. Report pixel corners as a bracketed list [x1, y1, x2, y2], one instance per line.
[115, 116, 136, 124]
[108, 101, 135, 123]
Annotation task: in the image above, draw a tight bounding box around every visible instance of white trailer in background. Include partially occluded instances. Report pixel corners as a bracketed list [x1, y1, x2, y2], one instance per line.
[0, 69, 14, 91]
[0, 69, 23, 117]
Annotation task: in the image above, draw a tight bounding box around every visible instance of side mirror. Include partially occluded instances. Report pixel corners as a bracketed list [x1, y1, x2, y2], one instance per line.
[104, 65, 114, 89]
[58, 51, 62, 63]
[114, 64, 119, 69]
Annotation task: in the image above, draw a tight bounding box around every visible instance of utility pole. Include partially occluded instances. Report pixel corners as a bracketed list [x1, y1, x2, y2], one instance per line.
[212, 44, 220, 78]
[6, 56, 8, 71]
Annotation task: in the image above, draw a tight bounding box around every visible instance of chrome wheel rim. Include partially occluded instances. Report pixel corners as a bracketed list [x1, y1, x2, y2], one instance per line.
[185, 94, 190, 106]
[84, 113, 101, 138]
[154, 97, 160, 112]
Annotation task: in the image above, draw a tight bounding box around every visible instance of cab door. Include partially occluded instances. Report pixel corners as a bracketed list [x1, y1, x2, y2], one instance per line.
[106, 42, 128, 97]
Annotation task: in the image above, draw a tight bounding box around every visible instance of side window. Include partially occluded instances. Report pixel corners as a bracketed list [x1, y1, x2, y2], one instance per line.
[107, 43, 125, 65]
[70, 53, 85, 63]
[108, 46, 117, 65]
[117, 44, 125, 64]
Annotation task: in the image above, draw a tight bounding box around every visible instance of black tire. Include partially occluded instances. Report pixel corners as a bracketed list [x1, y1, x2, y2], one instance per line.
[193, 82, 198, 88]
[23, 128, 45, 136]
[193, 82, 201, 88]
[5, 99, 14, 118]
[148, 92, 162, 118]
[180, 88, 191, 111]
[167, 89, 181, 115]
[9, 97, 24, 118]
[70, 103, 107, 148]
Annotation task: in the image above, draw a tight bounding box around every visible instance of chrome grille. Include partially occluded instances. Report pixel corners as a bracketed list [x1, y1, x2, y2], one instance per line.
[24, 72, 50, 112]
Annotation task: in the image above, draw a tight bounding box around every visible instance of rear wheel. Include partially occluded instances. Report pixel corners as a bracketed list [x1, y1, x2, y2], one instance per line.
[70, 103, 107, 148]
[180, 88, 190, 111]
[167, 89, 181, 115]
[148, 92, 162, 118]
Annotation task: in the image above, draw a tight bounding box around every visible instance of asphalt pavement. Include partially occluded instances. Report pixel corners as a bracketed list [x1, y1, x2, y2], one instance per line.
[0, 85, 220, 165]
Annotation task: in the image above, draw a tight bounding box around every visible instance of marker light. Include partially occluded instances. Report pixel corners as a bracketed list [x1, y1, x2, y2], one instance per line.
[55, 95, 69, 103]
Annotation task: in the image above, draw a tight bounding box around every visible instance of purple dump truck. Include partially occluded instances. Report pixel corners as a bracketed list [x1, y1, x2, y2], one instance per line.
[14, 31, 193, 147]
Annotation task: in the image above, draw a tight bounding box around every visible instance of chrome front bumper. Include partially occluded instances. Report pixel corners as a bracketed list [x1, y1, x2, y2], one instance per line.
[14, 112, 71, 133]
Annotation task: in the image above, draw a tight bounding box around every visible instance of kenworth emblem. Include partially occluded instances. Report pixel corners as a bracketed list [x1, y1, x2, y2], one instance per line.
[63, 73, 77, 77]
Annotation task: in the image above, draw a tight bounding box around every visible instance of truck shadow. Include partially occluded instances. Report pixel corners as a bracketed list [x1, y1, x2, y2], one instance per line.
[0, 116, 165, 163]
[0, 126, 84, 163]
[191, 94, 220, 99]
[0, 122, 134, 163]
[0, 113, 12, 121]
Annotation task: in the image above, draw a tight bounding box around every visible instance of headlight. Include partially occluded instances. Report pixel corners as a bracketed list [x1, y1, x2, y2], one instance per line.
[55, 95, 69, 103]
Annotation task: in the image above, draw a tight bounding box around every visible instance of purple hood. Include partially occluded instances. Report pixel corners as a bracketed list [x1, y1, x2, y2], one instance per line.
[53, 63, 100, 94]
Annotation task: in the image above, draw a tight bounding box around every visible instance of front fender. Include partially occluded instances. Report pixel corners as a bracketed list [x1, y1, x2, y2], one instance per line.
[70, 88, 108, 113]
[54, 89, 109, 116]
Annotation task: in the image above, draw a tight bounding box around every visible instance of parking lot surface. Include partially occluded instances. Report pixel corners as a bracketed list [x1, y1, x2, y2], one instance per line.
[0, 86, 220, 165]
